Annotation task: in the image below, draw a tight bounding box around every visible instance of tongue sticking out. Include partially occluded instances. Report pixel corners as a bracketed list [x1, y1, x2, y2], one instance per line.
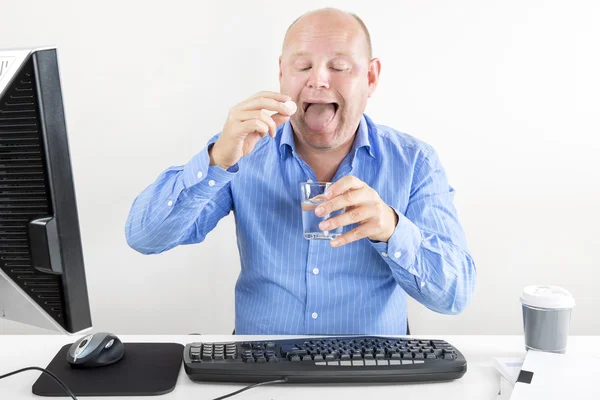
[304, 103, 336, 131]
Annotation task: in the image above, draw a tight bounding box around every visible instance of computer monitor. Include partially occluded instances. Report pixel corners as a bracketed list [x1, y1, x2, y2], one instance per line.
[0, 47, 92, 335]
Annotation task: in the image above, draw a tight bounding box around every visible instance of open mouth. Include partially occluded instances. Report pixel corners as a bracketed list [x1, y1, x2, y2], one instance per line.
[303, 102, 339, 113]
[302, 101, 339, 131]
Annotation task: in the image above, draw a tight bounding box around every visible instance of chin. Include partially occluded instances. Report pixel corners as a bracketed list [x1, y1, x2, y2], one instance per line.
[304, 130, 342, 150]
[292, 113, 351, 151]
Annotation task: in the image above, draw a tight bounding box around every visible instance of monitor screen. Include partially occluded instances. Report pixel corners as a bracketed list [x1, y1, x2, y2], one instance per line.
[0, 47, 92, 334]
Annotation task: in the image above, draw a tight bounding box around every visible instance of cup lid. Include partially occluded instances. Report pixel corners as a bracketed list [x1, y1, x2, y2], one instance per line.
[520, 285, 575, 309]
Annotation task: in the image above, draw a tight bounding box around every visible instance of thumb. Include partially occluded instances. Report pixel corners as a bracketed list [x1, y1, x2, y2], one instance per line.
[271, 112, 292, 127]
[271, 100, 297, 128]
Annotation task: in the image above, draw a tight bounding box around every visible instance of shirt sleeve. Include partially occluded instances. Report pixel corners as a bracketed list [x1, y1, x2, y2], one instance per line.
[370, 146, 477, 315]
[125, 137, 237, 254]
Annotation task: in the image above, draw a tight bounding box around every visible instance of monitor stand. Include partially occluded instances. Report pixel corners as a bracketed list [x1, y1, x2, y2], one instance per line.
[32, 342, 184, 396]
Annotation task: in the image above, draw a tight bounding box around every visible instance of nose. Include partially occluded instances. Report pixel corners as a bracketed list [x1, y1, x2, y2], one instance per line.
[306, 65, 330, 90]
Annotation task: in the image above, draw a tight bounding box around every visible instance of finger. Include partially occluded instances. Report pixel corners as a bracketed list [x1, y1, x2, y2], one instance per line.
[318, 205, 374, 231]
[240, 97, 297, 117]
[330, 220, 378, 248]
[315, 186, 371, 217]
[324, 176, 366, 200]
[270, 112, 292, 128]
[250, 91, 291, 103]
[233, 119, 269, 138]
[237, 110, 277, 137]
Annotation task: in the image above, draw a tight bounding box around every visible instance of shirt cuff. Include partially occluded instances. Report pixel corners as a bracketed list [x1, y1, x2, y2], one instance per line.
[370, 207, 423, 276]
[182, 142, 239, 197]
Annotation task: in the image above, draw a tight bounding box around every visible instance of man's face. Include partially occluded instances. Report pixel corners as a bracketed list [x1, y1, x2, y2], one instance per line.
[279, 16, 379, 151]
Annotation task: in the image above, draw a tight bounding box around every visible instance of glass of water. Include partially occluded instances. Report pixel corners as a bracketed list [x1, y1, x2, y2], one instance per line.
[300, 181, 345, 240]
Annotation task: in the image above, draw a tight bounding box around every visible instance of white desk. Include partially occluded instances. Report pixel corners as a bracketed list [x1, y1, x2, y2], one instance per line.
[1, 335, 598, 400]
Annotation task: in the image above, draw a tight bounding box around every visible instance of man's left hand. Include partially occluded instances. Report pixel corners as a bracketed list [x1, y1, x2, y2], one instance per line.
[315, 176, 399, 247]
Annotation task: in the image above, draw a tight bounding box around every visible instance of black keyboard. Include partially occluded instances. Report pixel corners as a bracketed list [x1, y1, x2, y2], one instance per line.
[183, 336, 467, 384]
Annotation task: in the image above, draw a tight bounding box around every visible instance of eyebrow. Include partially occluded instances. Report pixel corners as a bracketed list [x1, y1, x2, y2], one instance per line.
[289, 51, 354, 59]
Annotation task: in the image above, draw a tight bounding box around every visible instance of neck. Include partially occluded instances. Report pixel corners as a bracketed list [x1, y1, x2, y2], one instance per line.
[294, 134, 355, 183]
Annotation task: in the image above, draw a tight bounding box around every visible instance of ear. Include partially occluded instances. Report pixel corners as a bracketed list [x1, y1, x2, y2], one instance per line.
[367, 58, 381, 98]
[279, 56, 283, 83]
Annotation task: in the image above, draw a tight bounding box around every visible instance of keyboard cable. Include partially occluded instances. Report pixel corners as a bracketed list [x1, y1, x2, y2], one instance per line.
[211, 378, 288, 400]
[0, 366, 288, 400]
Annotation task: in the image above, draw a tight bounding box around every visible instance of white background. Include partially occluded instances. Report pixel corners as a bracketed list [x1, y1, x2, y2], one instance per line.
[0, 0, 598, 335]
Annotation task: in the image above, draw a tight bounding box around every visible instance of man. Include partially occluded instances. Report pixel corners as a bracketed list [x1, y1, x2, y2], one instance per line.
[125, 8, 476, 335]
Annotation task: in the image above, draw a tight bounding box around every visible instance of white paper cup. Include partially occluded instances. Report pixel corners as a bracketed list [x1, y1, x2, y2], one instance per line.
[520, 285, 575, 353]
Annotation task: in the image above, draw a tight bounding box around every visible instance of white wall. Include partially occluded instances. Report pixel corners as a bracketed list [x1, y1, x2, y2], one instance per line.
[1, 0, 598, 335]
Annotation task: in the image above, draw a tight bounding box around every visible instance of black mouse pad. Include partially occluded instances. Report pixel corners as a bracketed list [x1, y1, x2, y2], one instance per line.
[32, 342, 184, 397]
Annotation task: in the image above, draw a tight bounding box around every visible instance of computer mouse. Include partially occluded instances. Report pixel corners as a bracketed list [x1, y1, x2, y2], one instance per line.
[66, 332, 125, 368]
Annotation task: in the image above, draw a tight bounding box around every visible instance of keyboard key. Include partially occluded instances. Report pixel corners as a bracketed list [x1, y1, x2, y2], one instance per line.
[280, 345, 299, 357]
[190, 346, 201, 360]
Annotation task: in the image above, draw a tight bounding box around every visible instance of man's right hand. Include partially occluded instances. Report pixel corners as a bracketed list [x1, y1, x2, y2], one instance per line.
[209, 91, 297, 169]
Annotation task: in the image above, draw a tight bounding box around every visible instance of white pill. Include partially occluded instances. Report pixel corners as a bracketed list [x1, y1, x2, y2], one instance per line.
[283, 100, 297, 115]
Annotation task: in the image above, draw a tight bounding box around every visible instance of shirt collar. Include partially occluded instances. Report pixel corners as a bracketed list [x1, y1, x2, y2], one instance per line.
[278, 114, 376, 160]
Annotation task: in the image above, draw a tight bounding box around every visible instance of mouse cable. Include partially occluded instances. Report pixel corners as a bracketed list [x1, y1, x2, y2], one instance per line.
[0, 366, 77, 400]
[211, 377, 288, 400]
[1, 368, 285, 400]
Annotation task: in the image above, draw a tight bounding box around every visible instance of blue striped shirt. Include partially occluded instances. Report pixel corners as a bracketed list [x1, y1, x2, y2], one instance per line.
[125, 114, 476, 335]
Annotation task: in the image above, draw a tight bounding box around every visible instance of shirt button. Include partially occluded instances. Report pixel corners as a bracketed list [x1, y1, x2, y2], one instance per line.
[421, 281, 426, 288]
[313, 268, 319, 275]
[311, 312, 318, 319]
[381, 252, 387, 257]
[197, 171, 203, 179]
[208, 180, 215, 186]
[167, 200, 173, 207]
[394, 251, 401, 258]
[307, 179, 313, 183]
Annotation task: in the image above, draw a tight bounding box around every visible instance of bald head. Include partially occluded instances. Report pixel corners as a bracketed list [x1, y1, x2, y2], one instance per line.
[282, 8, 373, 60]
